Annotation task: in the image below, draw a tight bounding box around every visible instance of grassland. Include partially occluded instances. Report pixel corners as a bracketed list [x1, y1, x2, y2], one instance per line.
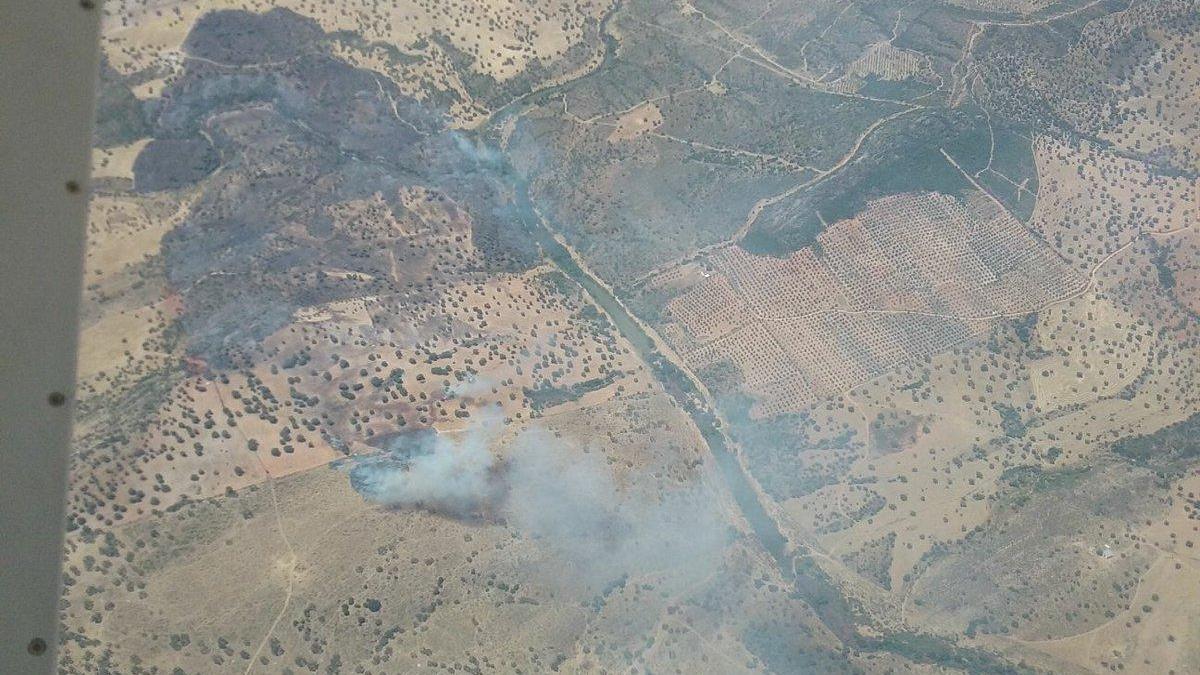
[63, 1, 1200, 673]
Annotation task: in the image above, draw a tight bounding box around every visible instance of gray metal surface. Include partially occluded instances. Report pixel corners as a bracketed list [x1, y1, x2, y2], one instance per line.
[1, 0, 101, 672]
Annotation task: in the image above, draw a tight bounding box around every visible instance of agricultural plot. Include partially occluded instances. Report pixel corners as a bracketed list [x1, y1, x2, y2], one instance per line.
[652, 189, 1082, 415]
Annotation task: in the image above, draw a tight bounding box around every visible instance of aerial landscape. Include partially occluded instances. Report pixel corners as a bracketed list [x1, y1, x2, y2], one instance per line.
[62, 0, 1199, 672]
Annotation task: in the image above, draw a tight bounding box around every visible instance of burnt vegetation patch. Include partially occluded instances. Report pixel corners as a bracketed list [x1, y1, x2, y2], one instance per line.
[138, 9, 541, 364]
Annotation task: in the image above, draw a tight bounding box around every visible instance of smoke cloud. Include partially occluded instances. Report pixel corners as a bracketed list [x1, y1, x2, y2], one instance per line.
[446, 374, 494, 399]
[350, 419, 502, 516]
[349, 416, 731, 586]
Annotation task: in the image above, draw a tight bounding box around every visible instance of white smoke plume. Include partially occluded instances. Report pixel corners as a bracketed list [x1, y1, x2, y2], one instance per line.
[350, 416, 731, 586]
[446, 374, 494, 399]
[351, 418, 502, 515]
